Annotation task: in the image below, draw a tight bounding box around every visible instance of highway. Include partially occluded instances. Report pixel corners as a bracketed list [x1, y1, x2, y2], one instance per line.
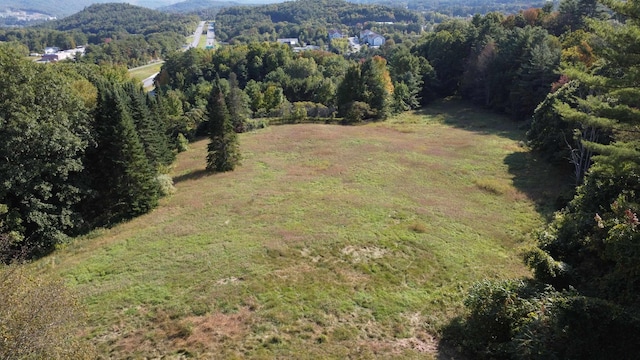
[130, 22, 205, 89]
[143, 72, 159, 88]
[189, 21, 206, 49]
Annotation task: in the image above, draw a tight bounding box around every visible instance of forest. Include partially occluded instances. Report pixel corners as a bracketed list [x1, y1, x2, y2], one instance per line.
[2, 0, 640, 357]
[0, 3, 199, 67]
[214, 0, 423, 44]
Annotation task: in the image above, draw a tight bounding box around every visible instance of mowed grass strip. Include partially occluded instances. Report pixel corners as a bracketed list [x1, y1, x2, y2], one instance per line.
[128, 62, 164, 82]
[41, 99, 567, 358]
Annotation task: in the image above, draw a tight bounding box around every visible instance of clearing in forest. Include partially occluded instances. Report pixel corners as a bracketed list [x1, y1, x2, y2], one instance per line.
[42, 99, 567, 358]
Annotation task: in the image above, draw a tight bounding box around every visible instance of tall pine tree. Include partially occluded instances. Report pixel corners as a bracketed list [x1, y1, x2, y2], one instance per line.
[206, 80, 240, 172]
[84, 80, 160, 225]
[122, 81, 175, 168]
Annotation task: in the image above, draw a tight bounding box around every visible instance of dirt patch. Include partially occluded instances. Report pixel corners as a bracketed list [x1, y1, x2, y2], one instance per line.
[357, 333, 438, 357]
[341, 246, 387, 263]
[173, 308, 253, 350]
[114, 307, 254, 357]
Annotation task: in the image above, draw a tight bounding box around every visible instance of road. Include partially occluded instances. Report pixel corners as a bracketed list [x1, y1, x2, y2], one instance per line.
[143, 72, 159, 88]
[127, 22, 206, 89]
[189, 21, 206, 49]
[206, 22, 215, 48]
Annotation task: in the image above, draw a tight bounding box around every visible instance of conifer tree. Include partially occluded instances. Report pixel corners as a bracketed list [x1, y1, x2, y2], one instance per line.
[225, 73, 251, 133]
[206, 80, 240, 172]
[336, 64, 363, 117]
[537, 0, 640, 304]
[122, 82, 175, 168]
[85, 80, 160, 225]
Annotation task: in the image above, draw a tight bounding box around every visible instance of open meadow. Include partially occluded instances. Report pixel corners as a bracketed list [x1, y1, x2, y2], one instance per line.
[38, 99, 568, 358]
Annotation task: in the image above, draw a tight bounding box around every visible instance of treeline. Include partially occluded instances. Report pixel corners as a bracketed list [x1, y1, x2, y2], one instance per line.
[408, 0, 547, 16]
[155, 41, 432, 129]
[0, 3, 199, 67]
[434, 0, 640, 358]
[0, 43, 182, 258]
[416, 9, 562, 120]
[214, 0, 423, 44]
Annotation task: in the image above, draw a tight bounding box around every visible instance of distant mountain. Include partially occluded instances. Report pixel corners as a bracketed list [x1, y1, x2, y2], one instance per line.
[158, 0, 283, 13]
[39, 3, 197, 36]
[1, 0, 184, 17]
[1, 0, 284, 17]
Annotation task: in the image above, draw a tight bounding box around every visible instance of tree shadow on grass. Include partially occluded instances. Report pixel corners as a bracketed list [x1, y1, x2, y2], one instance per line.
[504, 151, 574, 221]
[417, 98, 527, 142]
[173, 169, 209, 184]
[418, 98, 574, 219]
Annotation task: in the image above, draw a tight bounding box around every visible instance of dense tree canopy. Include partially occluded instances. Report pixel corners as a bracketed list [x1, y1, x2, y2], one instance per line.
[0, 43, 176, 258]
[447, 0, 640, 357]
[0, 3, 199, 67]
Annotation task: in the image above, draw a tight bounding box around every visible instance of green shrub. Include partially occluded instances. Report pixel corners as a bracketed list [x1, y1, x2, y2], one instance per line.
[245, 118, 269, 131]
[447, 279, 640, 360]
[176, 133, 189, 152]
[157, 174, 176, 196]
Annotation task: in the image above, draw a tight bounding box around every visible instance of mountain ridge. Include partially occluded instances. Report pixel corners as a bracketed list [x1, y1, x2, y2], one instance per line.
[1, 0, 282, 17]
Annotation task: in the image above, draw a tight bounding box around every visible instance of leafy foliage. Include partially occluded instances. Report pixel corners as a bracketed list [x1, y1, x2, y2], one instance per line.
[0, 3, 199, 67]
[449, 1, 640, 357]
[0, 43, 175, 258]
[0, 44, 91, 256]
[215, 0, 422, 44]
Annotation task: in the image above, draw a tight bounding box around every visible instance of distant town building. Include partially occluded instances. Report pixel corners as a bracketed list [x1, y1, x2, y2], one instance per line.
[44, 47, 59, 54]
[293, 45, 321, 53]
[328, 29, 344, 40]
[277, 38, 299, 46]
[359, 30, 385, 47]
[40, 47, 86, 63]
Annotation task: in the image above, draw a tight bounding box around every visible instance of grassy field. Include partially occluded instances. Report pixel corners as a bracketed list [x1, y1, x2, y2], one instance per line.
[128, 62, 164, 82]
[38, 99, 568, 358]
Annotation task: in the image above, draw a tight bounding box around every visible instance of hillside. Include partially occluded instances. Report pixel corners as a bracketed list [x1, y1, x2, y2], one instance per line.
[40, 3, 198, 37]
[0, 0, 181, 17]
[39, 100, 568, 358]
[214, 0, 422, 43]
[158, 0, 281, 13]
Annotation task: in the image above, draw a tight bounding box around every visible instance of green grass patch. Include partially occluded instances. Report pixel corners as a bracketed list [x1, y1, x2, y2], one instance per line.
[128, 62, 163, 82]
[38, 99, 569, 358]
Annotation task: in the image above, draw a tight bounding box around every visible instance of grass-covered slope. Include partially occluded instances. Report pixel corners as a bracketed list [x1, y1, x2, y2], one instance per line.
[40, 100, 568, 358]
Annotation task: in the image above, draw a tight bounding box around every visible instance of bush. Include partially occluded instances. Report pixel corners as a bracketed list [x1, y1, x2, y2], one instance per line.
[342, 101, 373, 124]
[446, 278, 640, 360]
[157, 174, 176, 196]
[245, 118, 269, 131]
[0, 262, 95, 359]
[176, 133, 189, 152]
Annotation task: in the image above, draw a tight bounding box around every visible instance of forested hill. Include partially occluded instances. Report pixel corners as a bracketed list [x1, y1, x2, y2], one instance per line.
[215, 0, 422, 42]
[1, 0, 180, 17]
[158, 0, 243, 13]
[0, 3, 198, 67]
[39, 3, 198, 38]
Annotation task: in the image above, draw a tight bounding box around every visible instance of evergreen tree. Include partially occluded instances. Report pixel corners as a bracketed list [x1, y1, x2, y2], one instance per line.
[206, 80, 240, 172]
[122, 81, 175, 168]
[225, 73, 251, 133]
[336, 64, 363, 117]
[450, 2, 640, 357]
[84, 80, 160, 225]
[537, 0, 640, 304]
